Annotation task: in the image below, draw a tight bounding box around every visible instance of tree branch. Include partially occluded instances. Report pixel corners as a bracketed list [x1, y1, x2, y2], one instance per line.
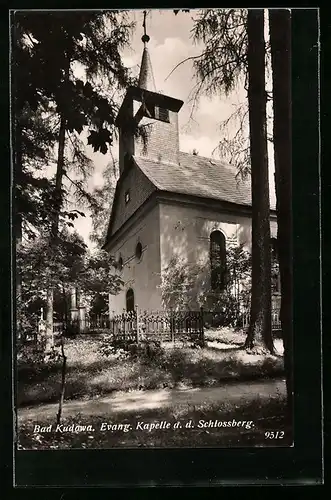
[164, 54, 204, 82]
[64, 172, 99, 211]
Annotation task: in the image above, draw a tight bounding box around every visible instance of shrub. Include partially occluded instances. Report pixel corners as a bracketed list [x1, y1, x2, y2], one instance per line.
[17, 343, 63, 384]
[18, 342, 62, 364]
[99, 335, 165, 363]
[123, 340, 165, 363]
[99, 336, 129, 360]
[138, 340, 164, 362]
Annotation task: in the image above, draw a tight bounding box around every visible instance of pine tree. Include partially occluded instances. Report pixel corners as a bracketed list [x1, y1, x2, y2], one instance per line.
[12, 10, 137, 347]
[244, 9, 273, 353]
[12, 10, 136, 239]
[89, 160, 119, 247]
[187, 9, 274, 352]
[269, 8, 293, 412]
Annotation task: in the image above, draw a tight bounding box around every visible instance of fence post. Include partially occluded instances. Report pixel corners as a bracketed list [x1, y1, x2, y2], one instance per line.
[200, 306, 205, 345]
[135, 305, 139, 345]
[123, 309, 126, 341]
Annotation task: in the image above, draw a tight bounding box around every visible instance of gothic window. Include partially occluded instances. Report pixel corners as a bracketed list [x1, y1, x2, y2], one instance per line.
[118, 256, 123, 271]
[135, 242, 143, 260]
[126, 288, 134, 312]
[210, 230, 227, 291]
[125, 190, 130, 204]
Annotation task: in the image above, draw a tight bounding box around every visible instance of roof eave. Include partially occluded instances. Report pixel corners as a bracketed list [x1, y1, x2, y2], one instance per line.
[115, 87, 184, 127]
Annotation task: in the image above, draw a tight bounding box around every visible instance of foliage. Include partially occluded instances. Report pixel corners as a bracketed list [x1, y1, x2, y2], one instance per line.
[159, 257, 201, 311]
[189, 9, 250, 177]
[180, 9, 273, 180]
[12, 11, 138, 238]
[89, 160, 119, 246]
[192, 9, 248, 97]
[89, 294, 109, 316]
[99, 342, 129, 360]
[159, 243, 252, 327]
[13, 104, 58, 239]
[18, 343, 62, 371]
[17, 231, 86, 300]
[216, 104, 250, 179]
[13, 11, 136, 145]
[186, 9, 274, 351]
[17, 232, 123, 338]
[100, 337, 164, 362]
[17, 331, 284, 408]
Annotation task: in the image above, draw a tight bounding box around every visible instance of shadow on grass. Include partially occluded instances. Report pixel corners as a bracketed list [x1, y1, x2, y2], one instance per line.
[17, 341, 284, 408]
[18, 357, 118, 385]
[206, 345, 245, 354]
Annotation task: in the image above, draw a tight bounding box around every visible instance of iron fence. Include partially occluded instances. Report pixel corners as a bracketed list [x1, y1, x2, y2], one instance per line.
[53, 315, 110, 335]
[241, 297, 281, 331]
[52, 303, 281, 339]
[110, 309, 204, 343]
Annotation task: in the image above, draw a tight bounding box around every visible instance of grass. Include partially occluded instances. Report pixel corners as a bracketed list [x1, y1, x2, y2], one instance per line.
[17, 393, 292, 449]
[17, 331, 284, 407]
[204, 327, 249, 345]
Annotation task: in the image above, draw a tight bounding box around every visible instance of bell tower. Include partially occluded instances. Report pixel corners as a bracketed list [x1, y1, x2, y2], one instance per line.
[116, 11, 184, 175]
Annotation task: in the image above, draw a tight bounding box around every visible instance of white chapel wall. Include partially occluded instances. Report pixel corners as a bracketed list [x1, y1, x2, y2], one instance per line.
[158, 202, 277, 309]
[109, 204, 162, 315]
[159, 202, 257, 268]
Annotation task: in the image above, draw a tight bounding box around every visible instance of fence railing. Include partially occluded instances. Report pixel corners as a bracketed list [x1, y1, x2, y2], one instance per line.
[242, 312, 281, 330]
[52, 303, 281, 341]
[242, 293, 281, 330]
[110, 309, 204, 343]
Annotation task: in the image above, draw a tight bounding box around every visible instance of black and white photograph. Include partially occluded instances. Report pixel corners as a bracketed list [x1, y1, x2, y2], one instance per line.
[12, 8, 296, 451]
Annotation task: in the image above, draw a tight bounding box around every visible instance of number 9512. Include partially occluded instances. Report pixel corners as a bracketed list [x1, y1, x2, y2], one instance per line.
[264, 431, 284, 439]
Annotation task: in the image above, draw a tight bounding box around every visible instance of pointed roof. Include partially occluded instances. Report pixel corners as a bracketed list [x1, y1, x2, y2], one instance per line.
[138, 44, 156, 92]
[138, 12, 156, 92]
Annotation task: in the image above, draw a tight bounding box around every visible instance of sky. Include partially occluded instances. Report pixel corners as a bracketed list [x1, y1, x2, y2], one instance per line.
[72, 9, 276, 246]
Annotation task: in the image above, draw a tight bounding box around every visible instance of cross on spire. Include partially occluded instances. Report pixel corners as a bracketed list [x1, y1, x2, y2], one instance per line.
[141, 10, 150, 45]
[143, 10, 147, 35]
[138, 10, 156, 91]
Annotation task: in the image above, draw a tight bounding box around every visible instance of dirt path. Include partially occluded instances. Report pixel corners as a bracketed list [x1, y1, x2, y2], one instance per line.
[18, 378, 286, 422]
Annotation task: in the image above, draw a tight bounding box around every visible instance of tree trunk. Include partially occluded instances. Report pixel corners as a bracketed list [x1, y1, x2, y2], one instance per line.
[245, 10, 274, 354]
[269, 9, 293, 415]
[45, 113, 67, 344]
[16, 210, 23, 344]
[51, 114, 66, 239]
[14, 115, 24, 340]
[56, 334, 67, 425]
[45, 287, 54, 351]
[45, 48, 70, 344]
[62, 286, 68, 334]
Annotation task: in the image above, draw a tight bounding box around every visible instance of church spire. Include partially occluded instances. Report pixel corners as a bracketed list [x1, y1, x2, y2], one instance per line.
[138, 11, 156, 92]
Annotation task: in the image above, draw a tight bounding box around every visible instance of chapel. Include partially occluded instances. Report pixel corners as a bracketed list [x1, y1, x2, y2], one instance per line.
[102, 25, 278, 315]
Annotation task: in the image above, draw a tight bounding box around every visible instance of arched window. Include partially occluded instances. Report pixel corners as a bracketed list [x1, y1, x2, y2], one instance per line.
[210, 230, 227, 291]
[126, 288, 134, 312]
